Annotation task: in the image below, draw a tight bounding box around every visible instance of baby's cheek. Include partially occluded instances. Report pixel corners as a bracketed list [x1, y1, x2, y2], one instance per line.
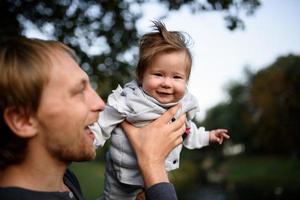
[176, 87, 186, 99]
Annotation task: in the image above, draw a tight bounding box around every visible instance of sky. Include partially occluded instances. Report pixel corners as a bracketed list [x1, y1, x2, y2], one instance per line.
[136, 0, 300, 120]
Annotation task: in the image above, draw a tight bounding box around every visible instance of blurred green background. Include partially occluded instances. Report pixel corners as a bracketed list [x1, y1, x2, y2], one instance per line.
[70, 155, 300, 199]
[2, 0, 299, 199]
[70, 161, 104, 200]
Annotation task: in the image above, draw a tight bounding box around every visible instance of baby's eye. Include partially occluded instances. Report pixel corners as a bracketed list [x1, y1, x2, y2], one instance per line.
[154, 73, 162, 77]
[174, 75, 183, 79]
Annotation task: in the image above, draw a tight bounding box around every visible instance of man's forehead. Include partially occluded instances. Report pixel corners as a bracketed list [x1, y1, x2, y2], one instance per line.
[48, 50, 88, 85]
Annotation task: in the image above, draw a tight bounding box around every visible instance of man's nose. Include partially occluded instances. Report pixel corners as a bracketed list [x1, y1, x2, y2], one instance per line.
[89, 87, 105, 112]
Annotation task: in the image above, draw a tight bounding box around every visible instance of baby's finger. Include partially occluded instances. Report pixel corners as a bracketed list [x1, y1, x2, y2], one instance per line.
[222, 133, 230, 139]
[217, 129, 228, 133]
[219, 137, 224, 144]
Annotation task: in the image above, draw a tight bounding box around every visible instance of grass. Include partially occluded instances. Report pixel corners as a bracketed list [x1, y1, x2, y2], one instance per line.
[70, 161, 105, 200]
[223, 156, 300, 189]
[69, 156, 300, 199]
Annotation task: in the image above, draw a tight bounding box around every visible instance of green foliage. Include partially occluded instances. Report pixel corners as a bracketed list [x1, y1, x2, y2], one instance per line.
[249, 55, 300, 155]
[202, 54, 300, 156]
[70, 157, 300, 199]
[169, 160, 201, 190]
[201, 81, 253, 153]
[0, 0, 260, 99]
[70, 161, 105, 200]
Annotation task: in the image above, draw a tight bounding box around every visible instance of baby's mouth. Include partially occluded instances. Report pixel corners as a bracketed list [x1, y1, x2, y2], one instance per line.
[157, 91, 172, 96]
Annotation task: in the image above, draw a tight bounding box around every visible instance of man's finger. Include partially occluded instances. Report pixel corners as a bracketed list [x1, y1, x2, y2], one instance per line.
[173, 114, 186, 130]
[158, 104, 182, 124]
[174, 136, 183, 147]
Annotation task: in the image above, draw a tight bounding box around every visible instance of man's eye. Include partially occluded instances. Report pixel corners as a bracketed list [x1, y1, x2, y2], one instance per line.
[77, 86, 86, 95]
[74, 89, 84, 97]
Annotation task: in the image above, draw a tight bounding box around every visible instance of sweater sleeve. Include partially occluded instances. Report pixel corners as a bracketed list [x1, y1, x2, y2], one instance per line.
[91, 85, 130, 148]
[91, 105, 126, 148]
[183, 121, 210, 150]
[145, 182, 177, 200]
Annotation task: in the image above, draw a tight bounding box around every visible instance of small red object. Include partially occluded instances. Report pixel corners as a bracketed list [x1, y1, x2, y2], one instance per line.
[185, 127, 191, 134]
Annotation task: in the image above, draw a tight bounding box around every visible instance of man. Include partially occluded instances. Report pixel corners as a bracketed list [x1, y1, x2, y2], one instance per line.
[0, 37, 185, 199]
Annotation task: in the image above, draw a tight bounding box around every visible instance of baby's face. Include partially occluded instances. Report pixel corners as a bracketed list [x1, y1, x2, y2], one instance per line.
[142, 51, 188, 104]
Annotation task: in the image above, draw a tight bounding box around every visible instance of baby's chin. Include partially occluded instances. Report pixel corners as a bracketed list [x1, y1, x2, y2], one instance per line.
[156, 97, 182, 104]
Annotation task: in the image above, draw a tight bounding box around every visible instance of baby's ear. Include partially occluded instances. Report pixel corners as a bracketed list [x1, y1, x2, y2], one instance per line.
[4, 107, 38, 138]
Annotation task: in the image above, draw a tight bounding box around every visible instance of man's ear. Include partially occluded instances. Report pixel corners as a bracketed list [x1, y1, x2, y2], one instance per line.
[3, 107, 38, 138]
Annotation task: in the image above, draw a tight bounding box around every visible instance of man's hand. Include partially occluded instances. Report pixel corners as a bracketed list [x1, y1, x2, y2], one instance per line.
[121, 104, 186, 188]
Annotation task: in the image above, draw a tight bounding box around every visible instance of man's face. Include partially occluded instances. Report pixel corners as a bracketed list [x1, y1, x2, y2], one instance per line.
[35, 49, 105, 163]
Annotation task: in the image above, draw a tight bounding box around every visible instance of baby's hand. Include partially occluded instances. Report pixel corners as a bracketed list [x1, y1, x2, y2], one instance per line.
[209, 129, 230, 145]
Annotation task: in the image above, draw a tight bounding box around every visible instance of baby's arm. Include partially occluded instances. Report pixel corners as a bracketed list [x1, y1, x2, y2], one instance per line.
[91, 105, 126, 148]
[209, 129, 230, 144]
[183, 122, 210, 149]
[183, 121, 230, 149]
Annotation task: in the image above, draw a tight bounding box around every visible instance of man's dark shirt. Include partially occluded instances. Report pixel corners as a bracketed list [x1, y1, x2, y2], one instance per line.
[0, 170, 177, 200]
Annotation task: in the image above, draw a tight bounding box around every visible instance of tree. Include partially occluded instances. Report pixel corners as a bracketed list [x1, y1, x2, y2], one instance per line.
[248, 55, 300, 155]
[201, 55, 300, 156]
[0, 0, 260, 98]
[202, 82, 254, 154]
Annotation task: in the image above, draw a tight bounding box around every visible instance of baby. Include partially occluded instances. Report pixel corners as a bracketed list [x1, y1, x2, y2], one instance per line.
[92, 21, 229, 200]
